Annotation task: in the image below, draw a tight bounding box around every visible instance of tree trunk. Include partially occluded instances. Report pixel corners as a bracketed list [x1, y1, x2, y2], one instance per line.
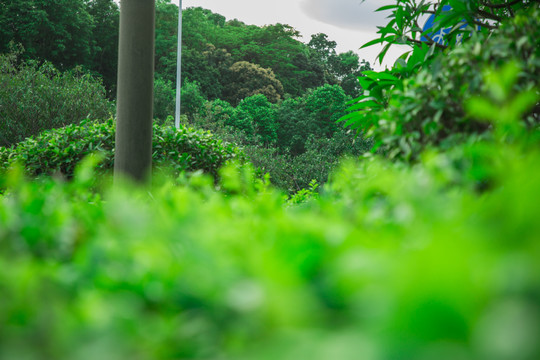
[114, 0, 155, 183]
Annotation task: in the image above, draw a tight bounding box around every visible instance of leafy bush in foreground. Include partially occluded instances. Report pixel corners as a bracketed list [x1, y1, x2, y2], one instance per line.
[0, 119, 243, 179]
[343, 4, 539, 160]
[0, 116, 539, 359]
[0, 47, 113, 147]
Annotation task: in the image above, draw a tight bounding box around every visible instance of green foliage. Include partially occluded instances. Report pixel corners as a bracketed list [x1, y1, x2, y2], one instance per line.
[1, 85, 539, 358]
[155, 0, 181, 86]
[277, 84, 352, 154]
[0, 0, 94, 70]
[0, 119, 244, 179]
[232, 94, 278, 145]
[223, 61, 284, 106]
[193, 85, 371, 192]
[181, 80, 208, 120]
[1, 4, 539, 358]
[305, 84, 349, 138]
[246, 130, 371, 193]
[0, 49, 113, 147]
[153, 77, 176, 124]
[0, 0, 120, 92]
[308, 34, 372, 97]
[87, 0, 119, 93]
[154, 78, 209, 124]
[156, 5, 368, 103]
[206, 99, 236, 125]
[287, 179, 319, 204]
[362, 0, 535, 65]
[343, 4, 540, 160]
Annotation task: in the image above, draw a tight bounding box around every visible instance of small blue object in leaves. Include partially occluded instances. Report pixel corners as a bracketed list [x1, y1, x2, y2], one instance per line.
[421, 5, 477, 45]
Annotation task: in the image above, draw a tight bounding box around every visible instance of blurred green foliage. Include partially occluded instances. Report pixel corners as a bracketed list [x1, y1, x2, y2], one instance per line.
[1, 71, 539, 357]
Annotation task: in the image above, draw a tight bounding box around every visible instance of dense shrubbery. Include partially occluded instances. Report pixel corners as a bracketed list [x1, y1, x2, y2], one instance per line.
[245, 130, 372, 192]
[0, 119, 243, 179]
[0, 48, 113, 148]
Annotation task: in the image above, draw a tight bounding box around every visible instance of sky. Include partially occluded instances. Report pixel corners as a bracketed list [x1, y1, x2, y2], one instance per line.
[173, 0, 407, 69]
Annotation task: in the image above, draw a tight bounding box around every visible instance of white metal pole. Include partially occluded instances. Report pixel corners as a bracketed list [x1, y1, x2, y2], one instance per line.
[174, 0, 183, 129]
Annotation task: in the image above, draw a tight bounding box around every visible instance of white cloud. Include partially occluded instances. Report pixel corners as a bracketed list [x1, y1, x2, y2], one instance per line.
[299, 0, 394, 31]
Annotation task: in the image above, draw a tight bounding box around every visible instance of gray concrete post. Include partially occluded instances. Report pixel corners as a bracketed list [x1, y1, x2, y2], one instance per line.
[114, 0, 155, 183]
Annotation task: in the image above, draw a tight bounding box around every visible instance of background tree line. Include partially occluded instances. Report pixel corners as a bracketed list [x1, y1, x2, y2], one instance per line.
[0, 0, 372, 192]
[0, 0, 370, 101]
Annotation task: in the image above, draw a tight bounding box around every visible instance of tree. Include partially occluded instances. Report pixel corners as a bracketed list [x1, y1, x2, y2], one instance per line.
[223, 61, 284, 106]
[233, 94, 278, 145]
[305, 84, 348, 138]
[0, 0, 95, 70]
[308, 33, 337, 63]
[155, 0, 179, 84]
[87, 0, 119, 95]
[182, 44, 233, 100]
[114, 0, 156, 183]
[181, 80, 207, 120]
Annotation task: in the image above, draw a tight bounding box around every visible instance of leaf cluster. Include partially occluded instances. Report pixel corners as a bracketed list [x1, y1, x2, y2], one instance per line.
[0, 119, 244, 180]
[343, 3, 539, 160]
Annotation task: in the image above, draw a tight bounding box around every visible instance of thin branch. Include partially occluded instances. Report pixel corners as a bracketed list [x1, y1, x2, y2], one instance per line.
[472, 20, 498, 30]
[476, 9, 503, 22]
[414, 19, 439, 45]
[480, 0, 521, 9]
[406, 37, 448, 50]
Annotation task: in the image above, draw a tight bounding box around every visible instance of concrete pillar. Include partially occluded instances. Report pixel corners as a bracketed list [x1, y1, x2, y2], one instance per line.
[114, 0, 155, 183]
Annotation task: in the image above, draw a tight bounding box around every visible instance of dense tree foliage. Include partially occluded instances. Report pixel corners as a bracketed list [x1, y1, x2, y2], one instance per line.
[86, 0, 119, 93]
[223, 61, 284, 106]
[154, 1, 370, 102]
[0, 48, 112, 147]
[1, 0, 372, 191]
[0, 0, 119, 93]
[186, 84, 371, 192]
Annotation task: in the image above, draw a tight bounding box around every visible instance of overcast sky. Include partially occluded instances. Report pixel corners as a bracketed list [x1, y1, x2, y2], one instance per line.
[175, 0, 406, 68]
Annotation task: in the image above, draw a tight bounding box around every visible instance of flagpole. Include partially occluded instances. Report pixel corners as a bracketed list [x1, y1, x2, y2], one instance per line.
[175, 0, 183, 129]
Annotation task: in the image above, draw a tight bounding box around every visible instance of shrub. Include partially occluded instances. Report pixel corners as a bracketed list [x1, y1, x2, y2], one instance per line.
[247, 130, 371, 193]
[0, 119, 244, 179]
[0, 47, 113, 147]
